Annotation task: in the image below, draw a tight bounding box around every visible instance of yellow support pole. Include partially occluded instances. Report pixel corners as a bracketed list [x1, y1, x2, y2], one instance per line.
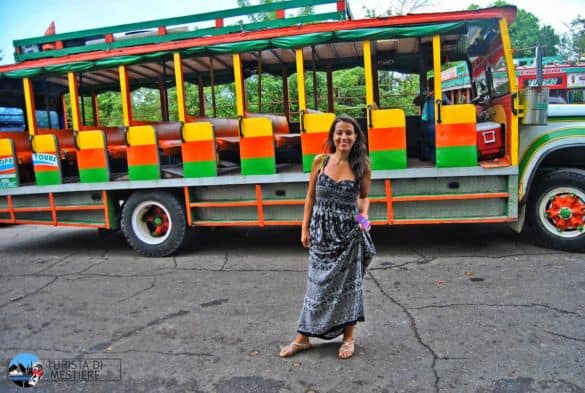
[363, 40, 374, 107]
[173, 52, 186, 122]
[118, 65, 132, 127]
[22, 78, 37, 136]
[295, 48, 306, 112]
[432, 35, 442, 122]
[499, 17, 519, 166]
[67, 72, 82, 131]
[232, 53, 245, 117]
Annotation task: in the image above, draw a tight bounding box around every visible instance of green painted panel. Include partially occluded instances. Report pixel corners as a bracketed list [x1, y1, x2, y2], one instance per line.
[241, 157, 276, 175]
[436, 146, 478, 168]
[129, 164, 160, 181]
[79, 168, 109, 183]
[302, 153, 317, 173]
[35, 171, 62, 186]
[183, 160, 217, 178]
[370, 149, 407, 170]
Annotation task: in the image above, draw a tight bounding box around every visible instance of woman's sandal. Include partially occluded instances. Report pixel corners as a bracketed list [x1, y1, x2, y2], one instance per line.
[338, 339, 355, 359]
[279, 341, 312, 358]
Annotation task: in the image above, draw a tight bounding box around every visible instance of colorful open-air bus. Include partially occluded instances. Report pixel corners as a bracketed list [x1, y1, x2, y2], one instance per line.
[0, 1, 584, 256]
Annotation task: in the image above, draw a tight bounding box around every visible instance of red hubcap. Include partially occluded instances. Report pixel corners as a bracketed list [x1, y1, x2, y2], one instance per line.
[143, 206, 169, 237]
[545, 194, 585, 231]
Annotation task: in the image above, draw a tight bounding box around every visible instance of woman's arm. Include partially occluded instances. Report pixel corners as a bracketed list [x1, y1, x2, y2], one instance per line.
[301, 154, 326, 248]
[357, 168, 371, 229]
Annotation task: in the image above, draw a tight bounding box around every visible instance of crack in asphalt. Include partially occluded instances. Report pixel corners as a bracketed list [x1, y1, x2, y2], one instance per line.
[109, 349, 218, 359]
[1, 347, 81, 355]
[117, 277, 157, 303]
[0, 276, 59, 310]
[75, 258, 109, 275]
[544, 330, 585, 343]
[33, 251, 80, 274]
[368, 270, 440, 393]
[411, 303, 585, 318]
[220, 250, 229, 270]
[86, 309, 191, 353]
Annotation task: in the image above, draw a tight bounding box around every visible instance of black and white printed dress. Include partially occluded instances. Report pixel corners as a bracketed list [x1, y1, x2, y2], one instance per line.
[297, 157, 375, 339]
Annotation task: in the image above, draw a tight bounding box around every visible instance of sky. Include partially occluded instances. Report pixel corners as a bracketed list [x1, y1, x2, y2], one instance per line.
[1, 0, 584, 66]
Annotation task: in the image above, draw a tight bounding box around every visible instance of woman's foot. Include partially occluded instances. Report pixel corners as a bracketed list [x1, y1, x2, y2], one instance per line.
[338, 339, 355, 359]
[279, 340, 312, 358]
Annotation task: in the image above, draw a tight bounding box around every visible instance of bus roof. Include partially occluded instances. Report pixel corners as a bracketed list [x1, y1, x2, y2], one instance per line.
[0, 4, 516, 88]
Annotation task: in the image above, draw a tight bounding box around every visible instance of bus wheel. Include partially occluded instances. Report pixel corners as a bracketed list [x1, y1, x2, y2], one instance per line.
[528, 169, 585, 251]
[121, 191, 186, 257]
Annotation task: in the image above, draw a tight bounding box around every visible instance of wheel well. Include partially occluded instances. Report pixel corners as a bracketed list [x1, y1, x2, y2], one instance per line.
[525, 145, 585, 199]
[109, 188, 186, 217]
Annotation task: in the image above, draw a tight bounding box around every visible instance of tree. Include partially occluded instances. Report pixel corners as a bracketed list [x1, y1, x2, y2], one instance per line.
[363, 0, 431, 18]
[560, 17, 585, 60]
[470, 1, 560, 57]
[237, 0, 313, 23]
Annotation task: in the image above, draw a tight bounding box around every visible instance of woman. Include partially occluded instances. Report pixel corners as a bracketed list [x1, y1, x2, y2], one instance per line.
[280, 115, 375, 360]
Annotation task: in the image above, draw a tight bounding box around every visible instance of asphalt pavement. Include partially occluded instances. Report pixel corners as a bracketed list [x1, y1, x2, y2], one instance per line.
[0, 223, 583, 393]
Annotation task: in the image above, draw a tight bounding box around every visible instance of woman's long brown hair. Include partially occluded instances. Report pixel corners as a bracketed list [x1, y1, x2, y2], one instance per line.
[326, 115, 369, 187]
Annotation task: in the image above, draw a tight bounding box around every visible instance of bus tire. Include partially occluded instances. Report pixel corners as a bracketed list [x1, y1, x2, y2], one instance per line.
[121, 191, 186, 257]
[527, 169, 585, 251]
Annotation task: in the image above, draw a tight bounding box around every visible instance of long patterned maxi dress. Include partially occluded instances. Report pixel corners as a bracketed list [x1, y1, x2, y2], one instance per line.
[297, 164, 376, 340]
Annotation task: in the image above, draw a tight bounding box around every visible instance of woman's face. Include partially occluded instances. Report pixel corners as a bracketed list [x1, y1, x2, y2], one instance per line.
[332, 121, 357, 153]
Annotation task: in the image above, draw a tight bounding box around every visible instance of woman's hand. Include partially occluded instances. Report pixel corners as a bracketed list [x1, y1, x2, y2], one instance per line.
[356, 213, 370, 231]
[301, 227, 310, 248]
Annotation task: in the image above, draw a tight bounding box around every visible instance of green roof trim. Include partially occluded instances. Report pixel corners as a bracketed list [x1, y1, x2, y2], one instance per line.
[14, 0, 346, 47]
[15, 12, 346, 62]
[3, 22, 469, 80]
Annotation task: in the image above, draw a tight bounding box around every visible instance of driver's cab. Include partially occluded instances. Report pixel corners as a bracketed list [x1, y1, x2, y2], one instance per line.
[419, 17, 515, 168]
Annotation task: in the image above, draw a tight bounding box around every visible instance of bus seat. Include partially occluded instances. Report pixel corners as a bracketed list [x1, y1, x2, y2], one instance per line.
[154, 122, 183, 157]
[368, 108, 407, 170]
[0, 131, 33, 165]
[125, 125, 161, 180]
[75, 130, 110, 183]
[300, 112, 335, 172]
[31, 134, 63, 185]
[246, 112, 290, 134]
[239, 117, 276, 175]
[435, 104, 478, 168]
[37, 128, 77, 164]
[0, 138, 20, 187]
[181, 122, 217, 177]
[102, 127, 128, 160]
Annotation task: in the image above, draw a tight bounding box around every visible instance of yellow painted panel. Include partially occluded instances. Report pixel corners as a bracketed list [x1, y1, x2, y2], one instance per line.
[363, 41, 374, 107]
[242, 117, 273, 138]
[127, 125, 157, 146]
[67, 72, 81, 131]
[183, 122, 214, 142]
[441, 104, 476, 125]
[304, 113, 335, 133]
[32, 134, 58, 153]
[0, 139, 15, 156]
[372, 109, 405, 128]
[23, 78, 37, 136]
[173, 52, 186, 123]
[233, 54, 245, 117]
[296, 49, 306, 112]
[77, 130, 106, 150]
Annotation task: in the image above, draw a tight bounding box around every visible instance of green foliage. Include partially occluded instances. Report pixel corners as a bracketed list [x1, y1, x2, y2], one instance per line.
[560, 17, 585, 59]
[98, 91, 123, 126]
[477, 1, 560, 57]
[132, 88, 162, 122]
